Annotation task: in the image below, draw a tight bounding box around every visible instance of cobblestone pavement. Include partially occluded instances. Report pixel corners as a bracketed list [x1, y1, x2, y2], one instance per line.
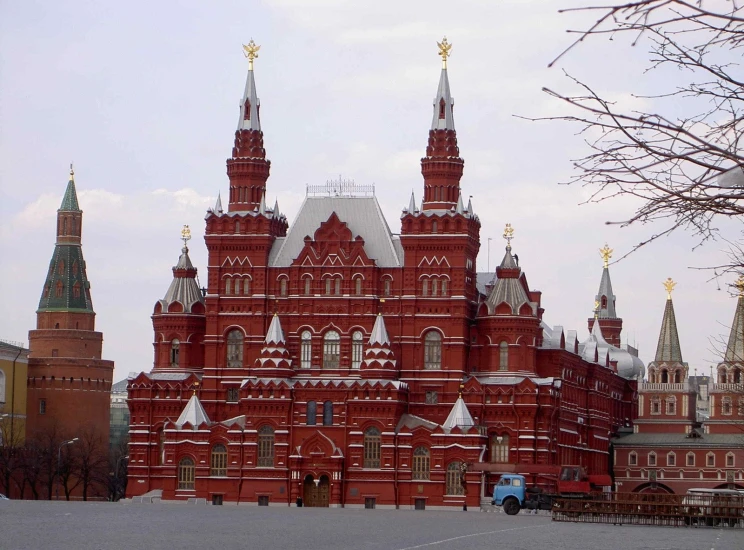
[1, 501, 742, 550]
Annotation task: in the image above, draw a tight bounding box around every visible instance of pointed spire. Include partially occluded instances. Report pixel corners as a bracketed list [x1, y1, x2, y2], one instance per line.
[265, 313, 285, 346]
[273, 198, 280, 218]
[258, 192, 266, 215]
[443, 391, 474, 431]
[408, 191, 416, 214]
[466, 196, 473, 214]
[654, 279, 683, 363]
[239, 40, 261, 131]
[215, 192, 223, 215]
[176, 392, 211, 429]
[432, 37, 455, 130]
[455, 192, 464, 214]
[723, 276, 744, 363]
[369, 313, 390, 346]
[59, 163, 81, 212]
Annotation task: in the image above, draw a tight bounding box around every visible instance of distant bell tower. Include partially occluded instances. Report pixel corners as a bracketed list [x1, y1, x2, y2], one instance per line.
[26, 166, 114, 447]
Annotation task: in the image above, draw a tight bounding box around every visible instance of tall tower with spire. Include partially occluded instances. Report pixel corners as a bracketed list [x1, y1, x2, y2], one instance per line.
[635, 278, 695, 433]
[588, 244, 623, 347]
[227, 39, 271, 213]
[421, 37, 464, 211]
[26, 167, 114, 448]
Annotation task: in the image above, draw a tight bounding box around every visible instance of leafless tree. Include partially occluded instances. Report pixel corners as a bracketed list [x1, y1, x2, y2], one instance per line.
[540, 1, 743, 274]
[74, 427, 109, 501]
[0, 418, 24, 497]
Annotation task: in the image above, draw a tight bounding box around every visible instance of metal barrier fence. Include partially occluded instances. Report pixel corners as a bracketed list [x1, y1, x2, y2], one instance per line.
[552, 492, 744, 528]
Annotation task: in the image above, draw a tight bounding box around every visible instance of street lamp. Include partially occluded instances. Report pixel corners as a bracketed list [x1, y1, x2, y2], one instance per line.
[56, 438, 78, 501]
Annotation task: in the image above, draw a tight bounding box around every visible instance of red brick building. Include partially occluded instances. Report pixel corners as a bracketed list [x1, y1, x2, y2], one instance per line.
[26, 167, 115, 472]
[127, 42, 640, 508]
[613, 279, 744, 494]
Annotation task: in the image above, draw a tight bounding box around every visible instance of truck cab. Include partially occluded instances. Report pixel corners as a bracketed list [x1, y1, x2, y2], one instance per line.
[491, 474, 526, 515]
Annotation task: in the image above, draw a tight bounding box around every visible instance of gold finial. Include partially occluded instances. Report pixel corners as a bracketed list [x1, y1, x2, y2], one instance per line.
[599, 244, 613, 268]
[243, 39, 260, 71]
[458, 383, 464, 398]
[69, 163, 74, 181]
[437, 36, 452, 69]
[594, 299, 600, 319]
[181, 224, 191, 247]
[192, 381, 200, 396]
[663, 277, 676, 300]
[735, 275, 744, 297]
[503, 223, 514, 250]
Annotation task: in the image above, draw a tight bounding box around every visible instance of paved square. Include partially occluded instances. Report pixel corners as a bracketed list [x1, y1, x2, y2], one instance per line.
[0, 501, 742, 550]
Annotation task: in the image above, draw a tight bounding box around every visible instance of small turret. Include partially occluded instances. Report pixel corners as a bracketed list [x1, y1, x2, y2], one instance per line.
[254, 313, 292, 375]
[587, 244, 623, 347]
[361, 314, 396, 379]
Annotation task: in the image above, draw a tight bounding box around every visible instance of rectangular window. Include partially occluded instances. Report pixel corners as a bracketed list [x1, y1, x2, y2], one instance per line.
[648, 453, 657, 466]
[425, 391, 438, 404]
[707, 454, 715, 467]
[687, 453, 695, 467]
[334, 277, 341, 295]
[441, 279, 447, 296]
[383, 279, 391, 296]
[226, 388, 239, 402]
[628, 453, 637, 466]
[667, 453, 676, 467]
[280, 279, 287, 297]
[325, 278, 332, 295]
[727, 454, 735, 467]
[651, 400, 661, 415]
[39, 399, 46, 415]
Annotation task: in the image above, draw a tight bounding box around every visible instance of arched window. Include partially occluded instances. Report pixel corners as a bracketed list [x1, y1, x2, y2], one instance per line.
[719, 368, 727, 384]
[441, 279, 447, 296]
[325, 278, 332, 295]
[499, 342, 509, 371]
[243, 278, 251, 296]
[734, 368, 742, 383]
[667, 452, 676, 466]
[424, 331, 442, 369]
[306, 401, 317, 425]
[323, 401, 333, 426]
[225, 278, 231, 296]
[323, 331, 340, 369]
[279, 278, 288, 297]
[446, 462, 464, 495]
[491, 434, 509, 463]
[72, 282, 81, 298]
[666, 395, 676, 415]
[210, 444, 227, 477]
[55, 282, 64, 298]
[432, 220, 438, 233]
[226, 330, 243, 368]
[431, 279, 438, 296]
[412, 446, 430, 480]
[170, 339, 180, 367]
[235, 221, 241, 233]
[58, 260, 65, 275]
[383, 278, 391, 297]
[257, 425, 275, 467]
[661, 370, 668, 383]
[304, 277, 311, 296]
[601, 296, 607, 309]
[177, 457, 195, 490]
[422, 279, 429, 296]
[355, 277, 362, 296]
[351, 331, 363, 369]
[300, 331, 312, 369]
[62, 218, 67, 235]
[335, 277, 341, 295]
[674, 370, 682, 383]
[363, 427, 381, 468]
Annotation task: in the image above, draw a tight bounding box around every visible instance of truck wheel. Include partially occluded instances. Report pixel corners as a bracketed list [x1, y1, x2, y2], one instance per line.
[503, 498, 520, 516]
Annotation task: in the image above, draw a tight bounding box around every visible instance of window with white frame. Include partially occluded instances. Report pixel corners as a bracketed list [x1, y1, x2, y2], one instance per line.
[210, 445, 227, 477]
[628, 452, 637, 466]
[257, 425, 275, 467]
[226, 330, 244, 368]
[446, 462, 464, 495]
[726, 452, 735, 467]
[412, 447, 430, 480]
[499, 342, 509, 371]
[491, 434, 510, 463]
[323, 331, 340, 369]
[651, 397, 661, 415]
[351, 331, 363, 369]
[667, 452, 676, 466]
[178, 457, 195, 490]
[279, 278, 287, 297]
[363, 427, 381, 468]
[170, 339, 180, 367]
[300, 331, 312, 368]
[424, 331, 442, 369]
[648, 452, 657, 466]
[722, 397, 733, 415]
[686, 452, 695, 467]
[706, 452, 715, 467]
[666, 395, 677, 415]
[355, 277, 362, 296]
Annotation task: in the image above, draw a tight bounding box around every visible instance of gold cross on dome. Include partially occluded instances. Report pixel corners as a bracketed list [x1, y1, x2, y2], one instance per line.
[437, 36, 452, 69]
[503, 223, 514, 249]
[243, 39, 260, 70]
[181, 224, 191, 246]
[735, 274, 744, 296]
[663, 277, 676, 300]
[599, 244, 613, 268]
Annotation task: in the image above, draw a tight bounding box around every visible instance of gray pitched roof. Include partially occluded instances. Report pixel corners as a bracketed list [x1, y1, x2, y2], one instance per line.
[369, 314, 390, 345]
[175, 394, 210, 428]
[158, 246, 204, 314]
[268, 196, 403, 267]
[484, 247, 535, 315]
[654, 297, 683, 363]
[265, 314, 285, 345]
[595, 267, 618, 318]
[724, 295, 744, 363]
[442, 395, 474, 430]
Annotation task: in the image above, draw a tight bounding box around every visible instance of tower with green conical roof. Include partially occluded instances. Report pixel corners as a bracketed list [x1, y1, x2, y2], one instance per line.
[26, 167, 114, 477]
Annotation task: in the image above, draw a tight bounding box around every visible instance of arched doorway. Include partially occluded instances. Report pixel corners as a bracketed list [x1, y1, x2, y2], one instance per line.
[302, 474, 330, 507]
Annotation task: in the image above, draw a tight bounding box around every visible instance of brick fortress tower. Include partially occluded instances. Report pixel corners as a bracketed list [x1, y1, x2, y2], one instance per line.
[26, 166, 114, 445]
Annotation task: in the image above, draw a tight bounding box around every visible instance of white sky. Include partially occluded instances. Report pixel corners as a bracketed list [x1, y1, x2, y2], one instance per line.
[0, 0, 738, 384]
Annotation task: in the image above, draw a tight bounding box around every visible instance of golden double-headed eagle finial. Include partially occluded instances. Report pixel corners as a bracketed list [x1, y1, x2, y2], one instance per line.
[663, 277, 676, 300]
[243, 39, 261, 70]
[437, 36, 452, 69]
[734, 275, 744, 297]
[503, 223, 514, 249]
[181, 224, 191, 246]
[599, 244, 613, 268]
[594, 299, 600, 318]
